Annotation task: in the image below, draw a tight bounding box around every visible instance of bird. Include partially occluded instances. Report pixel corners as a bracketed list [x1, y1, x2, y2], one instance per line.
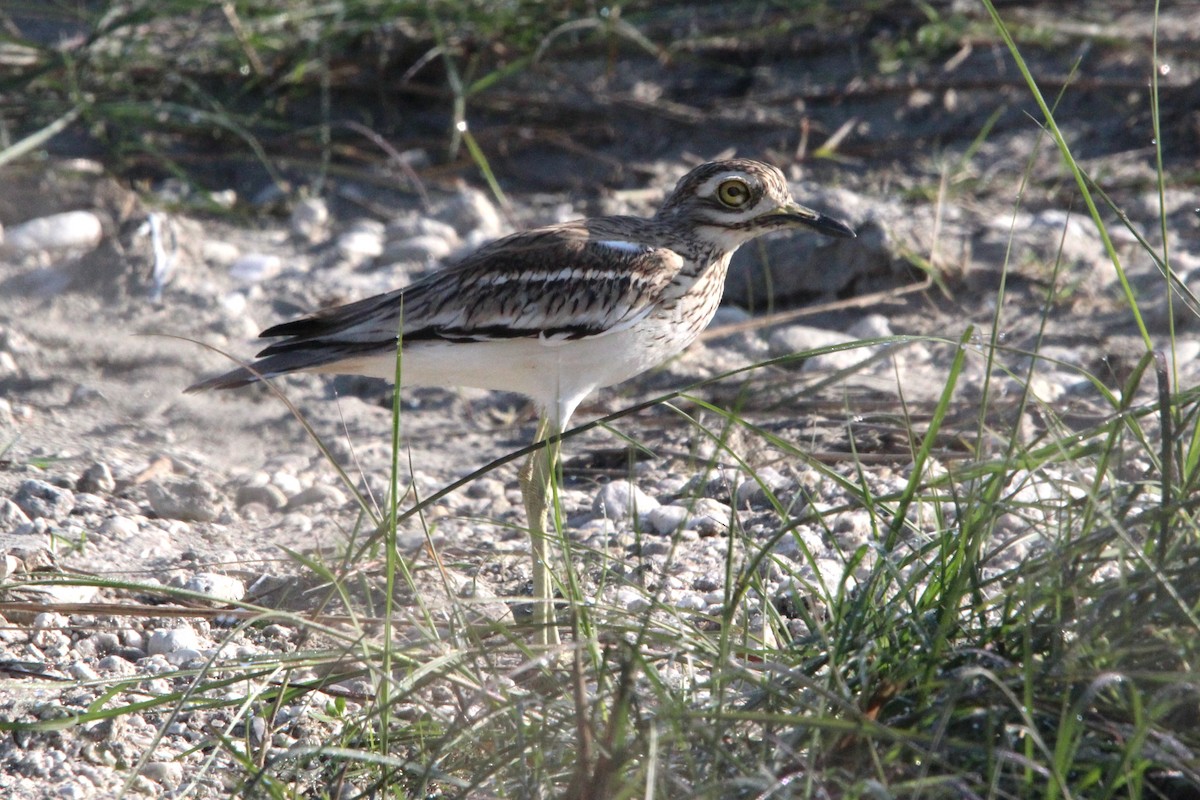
[188, 158, 856, 649]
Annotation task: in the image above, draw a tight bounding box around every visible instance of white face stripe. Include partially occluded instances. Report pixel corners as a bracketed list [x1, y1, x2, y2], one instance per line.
[693, 171, 755, 201]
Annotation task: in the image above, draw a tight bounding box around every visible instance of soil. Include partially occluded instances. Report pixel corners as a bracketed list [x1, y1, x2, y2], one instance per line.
[0, 2, 1198, 796]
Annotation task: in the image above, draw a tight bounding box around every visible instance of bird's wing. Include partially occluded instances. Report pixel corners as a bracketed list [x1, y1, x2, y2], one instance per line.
[257, 222, 684, 353]
[185, 222, 685, 391]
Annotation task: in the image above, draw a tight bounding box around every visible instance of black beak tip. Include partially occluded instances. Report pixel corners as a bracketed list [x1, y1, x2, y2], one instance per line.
[820, 215, 857, 239]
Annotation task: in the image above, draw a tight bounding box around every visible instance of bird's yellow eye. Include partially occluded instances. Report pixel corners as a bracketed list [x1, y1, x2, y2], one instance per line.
[716, 178, 751, 208]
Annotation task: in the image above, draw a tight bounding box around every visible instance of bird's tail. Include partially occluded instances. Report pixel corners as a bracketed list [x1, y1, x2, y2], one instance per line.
[185, 340, 394, 393]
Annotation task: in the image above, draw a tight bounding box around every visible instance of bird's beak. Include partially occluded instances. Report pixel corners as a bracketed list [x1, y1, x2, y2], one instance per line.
[775, 203, 857, 239]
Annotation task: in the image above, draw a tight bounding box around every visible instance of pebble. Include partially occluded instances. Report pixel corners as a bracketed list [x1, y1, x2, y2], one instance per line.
[141, 761, 183, 789]
[147, 627, 200, 656]
[165, 648, 204, 667]
[68, 663, 100, 681]
[290, 196, 329, 243]
[14, 479, 76, 520]
[143, 477, 222, 522]
[229, 253, 282, 282]
[383, 233, 455, 264]
[337, 219, 385, 260]
[285, 484, 347, 510]
[100, 515, 139, 537]
[614, 587, 650, 612]
[235, 484, 287, 510]
[5, 210, 103, 253]
[688, 498, 734, 536]
[96, 655, 137, 675]
[734, 466, 791, 508]
[269, 471, 302, 497]
[767, 324, 857, 367]
[183, 572, 246, 603]
[77, 462, 116, 494]
[592, 480, 659, 522]
[0, 352, 19, 379]
[646, 504, 689, 536]
[0, 498, 32, 530]
[201, 239, 240, 266]
[439, 187, 504, 242]
[385, 215, 459, 243]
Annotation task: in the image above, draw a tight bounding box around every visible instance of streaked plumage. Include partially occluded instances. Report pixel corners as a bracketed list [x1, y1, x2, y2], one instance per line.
[189, 158, 855, 650]
[189, 159, 855, 430]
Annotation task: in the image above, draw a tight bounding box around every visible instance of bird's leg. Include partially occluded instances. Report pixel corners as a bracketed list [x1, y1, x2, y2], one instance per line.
[518, 416, 562, 648]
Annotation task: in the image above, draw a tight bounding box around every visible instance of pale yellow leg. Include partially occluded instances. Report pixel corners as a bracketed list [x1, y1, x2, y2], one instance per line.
[518, 416, 562, 648]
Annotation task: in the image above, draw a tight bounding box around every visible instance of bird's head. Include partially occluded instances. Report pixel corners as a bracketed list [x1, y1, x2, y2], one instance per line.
[656, 158, 856, 250]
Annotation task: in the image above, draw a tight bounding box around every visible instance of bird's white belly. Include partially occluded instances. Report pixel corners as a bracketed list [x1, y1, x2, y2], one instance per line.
[327, 313, 706, 421]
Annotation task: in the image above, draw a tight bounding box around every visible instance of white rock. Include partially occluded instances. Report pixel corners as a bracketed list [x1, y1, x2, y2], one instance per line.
[141, 761, 184, 789]
[100, 515, 139, 537]
[593, 480, 659, 522]
[441, 187, 504, 239]
[0, 498, 31, 531]
[290, 196, 329, 243]
[183, 572, 246, 603]
[165, 648, 205, 666]
[688, 498, 733, 536]
[201, 239, 240, 266]
[5, 210, 103, 253]
[384, 234, 454, 264]
[270, 471, 302, 497]
[338, 227, 384, 260]
[147, 627, 200, 656]
[646, 504, 690, 535]
[221, 291, 247, 315]
[615, 587, 650, 612]
[229, 253, 282, 282]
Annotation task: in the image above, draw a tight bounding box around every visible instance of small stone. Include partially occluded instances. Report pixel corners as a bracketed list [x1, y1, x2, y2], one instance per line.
[201, 239, 240, 266]
[270, 471, 303, 497]
[290, 196, 329, 243]
[734, 466, 791, 508]
[14, 479, 76, 520]
[593, 480, 659, 522]
[5, 210, 103, 253]
[646, 504, 690, 536]
[229, 253, 282, 282]
[235, 484, 287, 510]
[385, 215, 459, 243]
[614, 587, 650, 612]
[33, 611, 68, 630]
[77, 462, 116, 494]
[68, 663, 100, 681]
[97, 655, 136, 674]
[0, 352, 18, 379]
[183, 572, 246, 603]
[165, 648, 204, 666]
[0, 498, 31, 530]
[767, 324, 856, 365]
[141, 761, 184, 789]
[439, 188, 504, 241]
[144, 477, 222, 522]
[337, 220, 385, 259]
[383, 234, 454, 264]
[100, 515, 139, 537]
[689, 498, 733, 536]
[147, 627, 199, 656]
[285, 484, 347, 510]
